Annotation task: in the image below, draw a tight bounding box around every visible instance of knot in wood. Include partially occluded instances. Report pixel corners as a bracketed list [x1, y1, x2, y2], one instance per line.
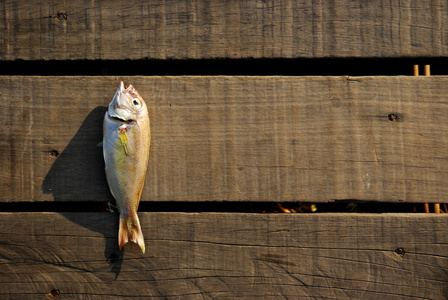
[49, 289, 60, 298]
[49, 150, 59, 158]
[394, 248, 405, 256]
[388, 113, 398, 122]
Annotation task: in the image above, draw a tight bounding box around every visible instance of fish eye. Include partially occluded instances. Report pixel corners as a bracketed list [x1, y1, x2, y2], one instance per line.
[132, 99, 141, 106]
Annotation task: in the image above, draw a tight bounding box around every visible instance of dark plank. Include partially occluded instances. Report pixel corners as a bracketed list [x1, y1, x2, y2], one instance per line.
[1, 0, 447, 60]
[2, 76, 448, 203]
[0, 212, 447, 299]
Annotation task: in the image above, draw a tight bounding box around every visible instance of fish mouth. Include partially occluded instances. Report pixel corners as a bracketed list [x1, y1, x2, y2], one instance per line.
[108, 108, 137, 124]
[108, 112, 135, 123]
[107, 82, 136, 123]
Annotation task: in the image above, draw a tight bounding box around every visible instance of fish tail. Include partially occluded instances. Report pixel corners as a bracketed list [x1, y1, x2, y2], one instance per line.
[118, 212, 145, 253]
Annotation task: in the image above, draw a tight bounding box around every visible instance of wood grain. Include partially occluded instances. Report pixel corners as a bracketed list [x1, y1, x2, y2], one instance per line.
[1, 0, 448, 60]
[2, 76, 448, 203]
[0, 212, 447, 299]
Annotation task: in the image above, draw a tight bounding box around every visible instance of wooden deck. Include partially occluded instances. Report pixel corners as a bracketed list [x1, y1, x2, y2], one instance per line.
[2, 0, 448, 60]
[1, 1, 448, 299]
[3, 76, 448, 203]
[2, 213, 447, 299]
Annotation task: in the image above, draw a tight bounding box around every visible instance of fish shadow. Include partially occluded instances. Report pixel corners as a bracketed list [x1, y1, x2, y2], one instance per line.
[42, 106, 124, 279]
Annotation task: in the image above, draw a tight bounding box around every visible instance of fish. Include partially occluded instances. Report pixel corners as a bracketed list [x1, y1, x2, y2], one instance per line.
[103, 81, 150, 253]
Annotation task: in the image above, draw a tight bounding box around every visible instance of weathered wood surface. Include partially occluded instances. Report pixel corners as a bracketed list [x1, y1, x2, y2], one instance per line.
[2, 76, 448, 203]
[1, 0, 447, 60]
[1, 213, 447, 299]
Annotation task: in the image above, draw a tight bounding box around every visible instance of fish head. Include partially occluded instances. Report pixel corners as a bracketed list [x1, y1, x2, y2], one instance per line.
[107, 81, 148, 122]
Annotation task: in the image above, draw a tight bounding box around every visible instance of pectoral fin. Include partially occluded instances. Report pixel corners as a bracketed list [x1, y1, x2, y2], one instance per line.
[117, 126, 130, 156]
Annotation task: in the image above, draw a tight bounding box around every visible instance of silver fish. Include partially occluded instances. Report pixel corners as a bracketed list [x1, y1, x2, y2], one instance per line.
[103, 82, 150, 253]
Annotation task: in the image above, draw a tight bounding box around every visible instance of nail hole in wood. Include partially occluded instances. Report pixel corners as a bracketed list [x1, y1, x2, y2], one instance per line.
[49, 150, 59, 158]
[107, 253, 119, 263]
[394, 248, 405, 256]
[388, 114, 398, 122]
[50, 289, 60, 298]
[49, 12, 67, 21]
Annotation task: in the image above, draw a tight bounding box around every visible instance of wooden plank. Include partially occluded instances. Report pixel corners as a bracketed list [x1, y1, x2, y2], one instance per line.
[0, 212, 447, 299]
[1, 0, 447, 60]
[2, 76, 448, 203]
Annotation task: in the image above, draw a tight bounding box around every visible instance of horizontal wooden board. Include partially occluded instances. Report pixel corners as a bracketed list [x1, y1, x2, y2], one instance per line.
[2, 76, 448, 203]
[0, 213, 447, 299]
[1, 0, 448, 60]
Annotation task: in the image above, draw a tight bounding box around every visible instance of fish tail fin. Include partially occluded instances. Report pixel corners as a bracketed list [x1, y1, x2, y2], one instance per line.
[118, 212, 145, 253]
